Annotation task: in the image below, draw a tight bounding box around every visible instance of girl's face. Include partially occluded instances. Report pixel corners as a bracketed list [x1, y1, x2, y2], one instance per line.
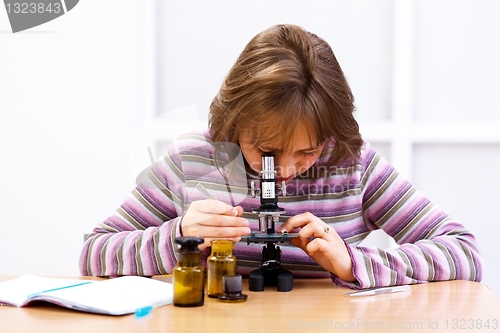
[239, 123, 325, 183]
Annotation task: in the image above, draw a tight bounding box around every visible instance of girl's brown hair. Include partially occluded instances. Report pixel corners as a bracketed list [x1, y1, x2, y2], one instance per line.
[209, 24, 363, 167]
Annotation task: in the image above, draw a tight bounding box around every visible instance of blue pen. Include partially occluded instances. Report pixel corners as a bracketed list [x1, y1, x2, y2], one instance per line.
[135, 306, 153, 318]
[27, 281, 93, 298]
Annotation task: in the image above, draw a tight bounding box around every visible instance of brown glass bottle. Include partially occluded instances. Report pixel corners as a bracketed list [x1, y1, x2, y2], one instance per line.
[207, 239, 237, 298]
[173, 237, 204, 307]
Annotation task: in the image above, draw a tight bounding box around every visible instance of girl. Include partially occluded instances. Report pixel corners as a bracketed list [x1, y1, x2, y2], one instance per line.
[80, 24, 483, 288]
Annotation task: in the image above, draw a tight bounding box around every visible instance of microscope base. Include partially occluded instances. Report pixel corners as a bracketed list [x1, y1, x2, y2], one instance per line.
[248, 267, 293, 292]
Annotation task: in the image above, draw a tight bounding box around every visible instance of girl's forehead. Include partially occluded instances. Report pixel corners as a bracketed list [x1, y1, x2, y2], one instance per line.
[241, 122, 321, 151]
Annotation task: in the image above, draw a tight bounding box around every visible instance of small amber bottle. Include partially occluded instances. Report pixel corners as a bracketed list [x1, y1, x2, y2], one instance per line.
[173, 237, 205, 307]
[207, 239, 237, 298]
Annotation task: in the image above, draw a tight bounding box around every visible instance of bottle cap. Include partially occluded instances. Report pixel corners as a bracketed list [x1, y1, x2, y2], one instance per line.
[218, 275, 248, 302]
[175, 236, 204, 252]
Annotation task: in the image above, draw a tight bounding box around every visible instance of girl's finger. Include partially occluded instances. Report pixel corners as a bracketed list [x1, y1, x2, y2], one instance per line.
[277, 212, 316, 232]
[184, 225, 251, 238]
[196, 215, 249, 228]
[295, 220, 331, 240]
[201, 237, 242, 249]
[194, 199, 240, 216]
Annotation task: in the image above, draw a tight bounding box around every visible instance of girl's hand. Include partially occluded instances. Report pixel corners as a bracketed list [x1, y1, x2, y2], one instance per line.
[277, 212, 356, 282]
[181, 200, 251, 250]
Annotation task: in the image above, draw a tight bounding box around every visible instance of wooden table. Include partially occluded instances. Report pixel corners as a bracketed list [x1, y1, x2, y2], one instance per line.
[1, 276, 499, 333]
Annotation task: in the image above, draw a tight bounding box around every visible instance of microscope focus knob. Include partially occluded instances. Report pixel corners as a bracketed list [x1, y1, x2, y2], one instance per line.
[251, 181, 257, 198]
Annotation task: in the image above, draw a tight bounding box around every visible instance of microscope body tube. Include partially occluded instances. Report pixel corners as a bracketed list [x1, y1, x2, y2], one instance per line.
[257, 153, 283, 233]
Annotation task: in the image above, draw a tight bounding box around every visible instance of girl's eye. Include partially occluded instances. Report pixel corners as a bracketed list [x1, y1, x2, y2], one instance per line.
[256, 147, 273, 154]
[302, 150, 318, 157]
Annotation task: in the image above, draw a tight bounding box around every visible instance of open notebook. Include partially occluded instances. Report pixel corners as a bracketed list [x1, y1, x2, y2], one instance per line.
[0, 274, 173, 316]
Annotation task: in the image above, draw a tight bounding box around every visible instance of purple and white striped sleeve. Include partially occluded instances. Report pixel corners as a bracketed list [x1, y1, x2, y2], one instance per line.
[332, 148, 483, 288]
[79, 141, 187, 276]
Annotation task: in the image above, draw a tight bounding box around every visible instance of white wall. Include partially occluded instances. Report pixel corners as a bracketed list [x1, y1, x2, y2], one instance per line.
[0, 1, 151, 275]
[1, 0, 499, 298]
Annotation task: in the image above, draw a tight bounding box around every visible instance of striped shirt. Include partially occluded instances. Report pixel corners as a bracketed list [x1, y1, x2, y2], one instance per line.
[79, 131, 483, 289]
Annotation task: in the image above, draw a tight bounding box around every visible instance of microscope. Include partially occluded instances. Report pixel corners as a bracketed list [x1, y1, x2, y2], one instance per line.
[245, 153, 294, 292]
